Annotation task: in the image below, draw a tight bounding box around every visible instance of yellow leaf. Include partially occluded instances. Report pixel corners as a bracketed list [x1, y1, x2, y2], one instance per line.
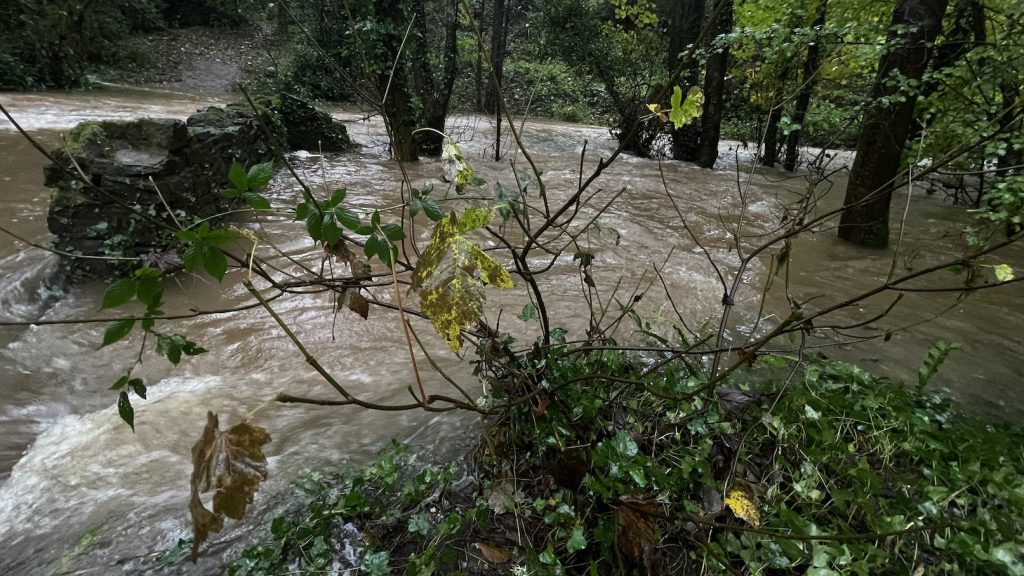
[993, 263, 1014, 282]
[724, 485, 760, 528]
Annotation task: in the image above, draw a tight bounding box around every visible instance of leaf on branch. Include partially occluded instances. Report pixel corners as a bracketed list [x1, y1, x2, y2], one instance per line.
[340, 289, 370, 319]
[993, 263, 1014, 282]
[101, 319, 135, 348]
[669, 86, 704, 129]
[412, 212, 514, 353]
[724, 485, 761, 528]
[190, 412, 271, 562]
[441, 139, 474, 193]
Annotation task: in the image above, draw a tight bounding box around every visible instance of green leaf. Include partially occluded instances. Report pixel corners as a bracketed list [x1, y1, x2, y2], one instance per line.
[102, 278, 137, 309]
[157, 334, 183, 364]
[201, 245, 228, 282]
[204, 228, 237, 246]
[359, 550, 390, 576]
[243, 192, 271, 210]
[330, 188, 347, 206]
[295, 201, 309, 221]
[246, 162, 274, 190]
[133, 267, 162, 279]
[321, 212, 343, 244]
[567, 525, 587, 553]
[228, 161, 248, 192]
[305, 208, 324, 241]
[518, 304, 538, 322]
[101, 319, 135, 348]
[917, 341, 960, 391]
[117, 391, 135, 431]
[380, 223, 405, 242]
[136, 277, 163, 309]
[421, 199, 444, 222]
[128, 378, 147, 399]
[182, 242, 204, 274]
[670, 86, 704, 129]
[334, 206, 362, 230]
[407, 512, 430, 536]
[110, 375, 129, 390]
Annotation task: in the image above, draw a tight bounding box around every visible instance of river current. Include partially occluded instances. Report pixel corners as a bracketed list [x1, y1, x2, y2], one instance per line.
[0, 88, 1021, 574]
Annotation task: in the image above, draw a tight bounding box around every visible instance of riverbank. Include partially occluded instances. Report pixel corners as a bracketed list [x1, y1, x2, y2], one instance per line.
[102, 26, 267, 95]
[216, 355, 1024, 576]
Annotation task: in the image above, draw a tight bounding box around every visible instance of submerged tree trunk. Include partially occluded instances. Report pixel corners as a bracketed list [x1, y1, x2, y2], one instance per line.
[487, 0, 507, 160]
[761, 80, 787, 167]
[696, 0, 733, 169]
[375, 0, 419, 162]
[412, 0, 459, 156]
[837, 0, 948, 247]
[784, 0, 828, 172]
[669, 0, 706, 162]
[996, 84, 1022, 175]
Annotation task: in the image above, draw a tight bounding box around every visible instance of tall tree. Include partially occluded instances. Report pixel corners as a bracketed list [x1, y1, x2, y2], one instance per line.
[487, 0, 508, 160]
[412, 0, 460, 156]
[668, 0, 706, 162]
[784, 0, 828, 172]
[837, 0, 949, 247]
[696, 0, 734, 168]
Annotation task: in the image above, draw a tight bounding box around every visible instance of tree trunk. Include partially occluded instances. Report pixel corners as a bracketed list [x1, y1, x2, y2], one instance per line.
[784, 0, 828, 172]
[696, 0, 733, 169]
[996, 84, 1022, 175]
[669, 0, 705, 162]
[837, 0, 948, 248]
[761, 81, 786, 167]
[485, 0, 507, 114]
[413, 0, 459, 156]
[376, 0, 419, 162]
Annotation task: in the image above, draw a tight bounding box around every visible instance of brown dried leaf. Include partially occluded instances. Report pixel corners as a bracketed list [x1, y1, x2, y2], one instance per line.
[346, 290, 369, 319]
[616, 494, 657, 561]
[190, 412, 271, 562]
[476, 542, 512, 564]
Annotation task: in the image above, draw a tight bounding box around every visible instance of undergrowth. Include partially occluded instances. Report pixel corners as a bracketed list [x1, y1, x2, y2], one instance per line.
[206, 352, 1024, 575]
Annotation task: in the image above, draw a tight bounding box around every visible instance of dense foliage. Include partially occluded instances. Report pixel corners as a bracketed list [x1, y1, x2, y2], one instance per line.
[202, 354, 1024, 575]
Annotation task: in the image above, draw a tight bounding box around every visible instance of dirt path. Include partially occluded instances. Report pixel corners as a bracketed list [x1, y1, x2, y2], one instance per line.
[121, 26, 268, 95]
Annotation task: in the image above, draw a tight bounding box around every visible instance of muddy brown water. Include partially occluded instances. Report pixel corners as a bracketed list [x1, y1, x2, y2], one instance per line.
[0, 88, 1021, 574]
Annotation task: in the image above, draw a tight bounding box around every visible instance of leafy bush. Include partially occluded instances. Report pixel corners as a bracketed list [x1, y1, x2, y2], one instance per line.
[214, 351, 1024, 575]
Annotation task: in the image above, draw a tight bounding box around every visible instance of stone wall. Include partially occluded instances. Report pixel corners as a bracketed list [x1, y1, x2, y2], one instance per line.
[45, 96, 352, 279]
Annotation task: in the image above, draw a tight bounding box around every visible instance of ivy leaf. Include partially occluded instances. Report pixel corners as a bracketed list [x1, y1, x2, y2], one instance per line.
[246, 162, 274, 190]
[329, 188, 347, 206]
[334, 207, 362, 230]
[421, 198, 444, 222]
[101, 319, 135, 348]
[567, 525, 587, 553]
[102, 278, 137, 309]
[190, 412, 271, 562]
[118, 391, 135, 432]
[669, 86, 704, 129]
[518, 304, 538, 322]
[228, 161, 248, 192]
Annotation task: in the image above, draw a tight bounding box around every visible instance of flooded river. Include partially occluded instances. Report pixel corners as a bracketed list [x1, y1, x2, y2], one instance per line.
[1, 88, 1021, 574]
